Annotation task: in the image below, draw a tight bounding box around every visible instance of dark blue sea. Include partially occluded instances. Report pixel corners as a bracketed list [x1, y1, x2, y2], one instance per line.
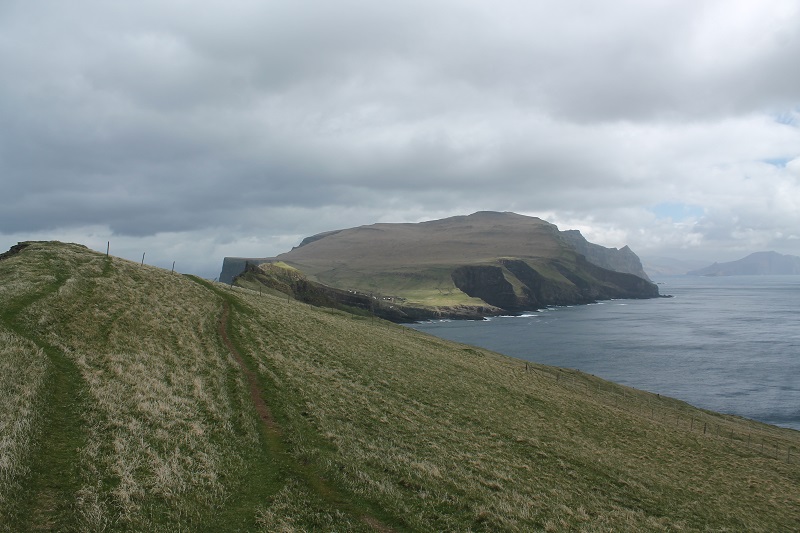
[410, 276, 800, 431]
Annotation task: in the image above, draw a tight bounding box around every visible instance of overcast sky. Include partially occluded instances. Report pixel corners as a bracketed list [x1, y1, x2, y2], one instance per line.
[2, 0, 799, 278]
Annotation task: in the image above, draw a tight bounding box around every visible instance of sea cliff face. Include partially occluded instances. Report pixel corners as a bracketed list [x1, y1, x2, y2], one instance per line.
[451, 257, 658, 312]
[559, 230, 651, 281]
[219, 257, 269, 284]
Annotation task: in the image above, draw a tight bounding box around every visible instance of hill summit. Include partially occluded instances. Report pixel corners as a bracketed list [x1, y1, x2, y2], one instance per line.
[688, 251, 800, 276]
[222, 212, 657, 320]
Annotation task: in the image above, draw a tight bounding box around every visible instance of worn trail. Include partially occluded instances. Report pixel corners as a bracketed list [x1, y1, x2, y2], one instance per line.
[0, 277, 87, 532]
[217, 302, 281, 440]
[216, 298, 395, 532]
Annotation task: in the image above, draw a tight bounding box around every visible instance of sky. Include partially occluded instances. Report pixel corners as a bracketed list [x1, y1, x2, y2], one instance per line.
[2, 0, 799, 278]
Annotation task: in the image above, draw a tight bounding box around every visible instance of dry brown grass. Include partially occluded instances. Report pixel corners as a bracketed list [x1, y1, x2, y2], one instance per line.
[228, 283, 800, 531]
[0, 330, 48, 512]
[2, 241, 799, 531]
[1, 243, 263, 530]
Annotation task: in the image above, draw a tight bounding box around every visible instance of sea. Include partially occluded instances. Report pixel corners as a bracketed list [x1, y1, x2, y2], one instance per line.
[409, 276, 800, 431]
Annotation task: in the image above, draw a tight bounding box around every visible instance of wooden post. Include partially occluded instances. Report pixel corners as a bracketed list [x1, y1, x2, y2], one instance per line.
[141, 252, 145, 265]
[171, 261, 175, 273]
[690, 418, 694, 430]
[703, 422, 707, 435]
[106, 241, 110, 256]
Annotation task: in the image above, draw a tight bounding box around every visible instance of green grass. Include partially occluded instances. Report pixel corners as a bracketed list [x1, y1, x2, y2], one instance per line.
[0, 328, 49, 526]
[308, 265, 489, 307]
[227, 289, 800, 531]
[0, 247, 88, 532]
[1, 241, 799, 531]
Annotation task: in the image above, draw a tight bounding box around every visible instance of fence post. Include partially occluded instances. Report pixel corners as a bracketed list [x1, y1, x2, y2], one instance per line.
[703, 422, 707, 435]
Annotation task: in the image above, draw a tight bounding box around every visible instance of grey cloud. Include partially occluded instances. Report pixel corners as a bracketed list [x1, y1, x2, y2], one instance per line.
[2, 0, 800, 274]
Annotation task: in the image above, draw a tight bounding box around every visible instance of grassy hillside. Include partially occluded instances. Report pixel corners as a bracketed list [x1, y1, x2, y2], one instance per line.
[1, 241, 799, 531]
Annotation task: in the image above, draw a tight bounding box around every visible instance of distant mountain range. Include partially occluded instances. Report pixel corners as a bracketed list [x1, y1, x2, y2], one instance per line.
[222, 211, 659, 320]
[688, 251, 800, 276]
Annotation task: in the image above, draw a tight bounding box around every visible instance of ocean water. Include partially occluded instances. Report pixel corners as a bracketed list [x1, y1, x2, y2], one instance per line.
[410, 276, 800, 431]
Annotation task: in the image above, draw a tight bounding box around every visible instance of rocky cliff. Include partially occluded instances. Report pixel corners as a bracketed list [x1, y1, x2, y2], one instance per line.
[219, 257, 272, 284]
[559, 230, 651, 281]
[451, 257, 658, 312]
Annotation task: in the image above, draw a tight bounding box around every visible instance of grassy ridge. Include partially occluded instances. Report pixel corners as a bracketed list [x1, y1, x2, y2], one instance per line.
[229, 288, 800, 531]
[1, 242, 799, 531]
[0, 243, 273, 530]
[0, 245, 89, 531]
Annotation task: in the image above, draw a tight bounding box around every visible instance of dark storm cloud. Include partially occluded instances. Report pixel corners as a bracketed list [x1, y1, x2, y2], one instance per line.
[2, 0, 800, 276]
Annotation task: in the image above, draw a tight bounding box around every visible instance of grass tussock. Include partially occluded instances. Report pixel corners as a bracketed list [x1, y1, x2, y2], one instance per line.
[0, 330, 48, 514]
[1, 241, 799, 531]
[0, 243, 266, 531]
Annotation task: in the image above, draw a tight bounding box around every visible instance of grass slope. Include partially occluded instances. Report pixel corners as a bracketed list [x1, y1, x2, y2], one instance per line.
[1, 242, 799, 531]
